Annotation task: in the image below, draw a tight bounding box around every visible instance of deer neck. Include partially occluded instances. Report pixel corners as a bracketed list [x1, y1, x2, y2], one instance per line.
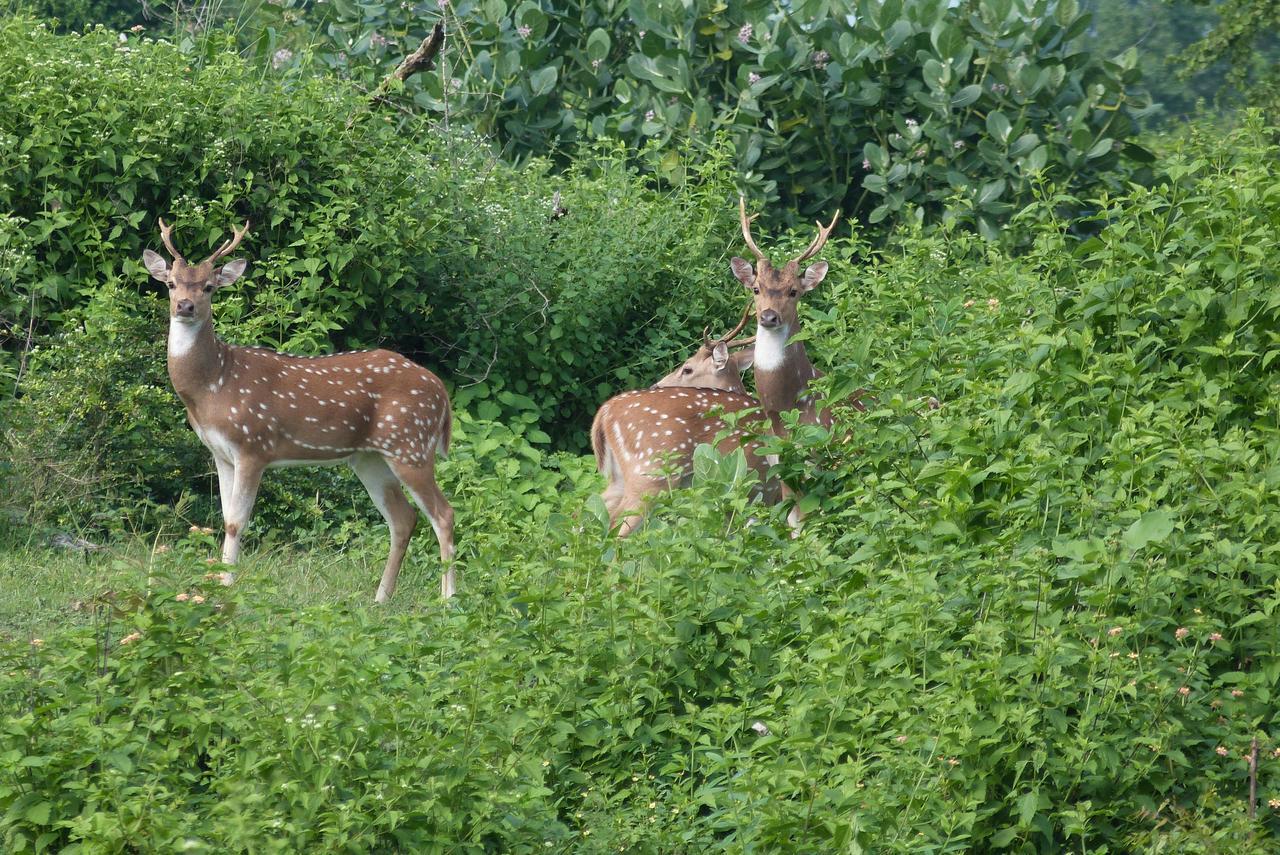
[753, 322, 818, 413]
[167, 317, 227, 402]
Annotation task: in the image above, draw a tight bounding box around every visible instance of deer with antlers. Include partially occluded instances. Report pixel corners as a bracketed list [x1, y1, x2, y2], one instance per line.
[733, 196, 868, 431]
[590, 308, 779, 536]
[142, 218, 455, 602]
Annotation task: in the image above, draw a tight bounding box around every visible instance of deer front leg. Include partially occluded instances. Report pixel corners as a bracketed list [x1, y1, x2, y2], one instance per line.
[220, 458, 265, 570]
[212, 455, 235, 522]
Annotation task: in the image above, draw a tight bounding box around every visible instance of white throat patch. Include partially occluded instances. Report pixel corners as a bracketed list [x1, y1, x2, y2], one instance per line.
[754, 325, 790, 372]
[168, 318, 204, 357]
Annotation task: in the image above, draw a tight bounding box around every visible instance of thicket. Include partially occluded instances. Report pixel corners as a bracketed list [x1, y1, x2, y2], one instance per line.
[4, 117, 1279, 851]
[232, 0, 1156, 230]
[0, 16, 756, 523]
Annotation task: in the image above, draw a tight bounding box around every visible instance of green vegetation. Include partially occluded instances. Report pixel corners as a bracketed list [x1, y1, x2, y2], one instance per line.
[3, 1, 1280, 850]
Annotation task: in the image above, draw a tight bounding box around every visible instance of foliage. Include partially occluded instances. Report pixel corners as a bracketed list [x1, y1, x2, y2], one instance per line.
[1079, 0, 1270, 124]
[1180, 0, 1280, 119]
[15, 0, 145, 32]
[4, 116, 1280, 850]
[238, 0, 1155, 232]
[0, 17, 747, 445]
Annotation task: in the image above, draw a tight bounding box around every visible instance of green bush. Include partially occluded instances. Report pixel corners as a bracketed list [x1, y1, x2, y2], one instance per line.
[0, 17, 747, 438]
[4, 118, 1280, 851]
[245, 0, 1154, 231]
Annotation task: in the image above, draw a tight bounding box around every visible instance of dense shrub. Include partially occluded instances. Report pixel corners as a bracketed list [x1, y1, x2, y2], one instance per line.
[0, 17, 747, 439]
[245, 0, 1154, 230]
[4, 119, 1280, 850]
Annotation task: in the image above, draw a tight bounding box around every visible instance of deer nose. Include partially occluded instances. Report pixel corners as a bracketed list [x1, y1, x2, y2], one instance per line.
[759, 309, 781, 328]
[175, 300, 195, 317]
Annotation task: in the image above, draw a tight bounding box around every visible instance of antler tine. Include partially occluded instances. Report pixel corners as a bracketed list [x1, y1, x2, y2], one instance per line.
[738, 195, 767, 263]
[157, 217, 185, 263]
[726, 335, 755, 349]
[789, 208, 842, 266]
[718, 298, 754, 343]
[203, 219, 251, 266]
[702, 325, 714, 349]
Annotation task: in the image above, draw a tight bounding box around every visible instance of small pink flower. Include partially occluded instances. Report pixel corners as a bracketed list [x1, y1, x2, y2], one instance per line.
[947, 757, 960, 767]
[1270, 798, 1280, 810]
[748, 72, 761, 85]
[192, 595, 206, 604]
[811, 49, 830, 70]
[862, 158, 871, 170]
[904, 117, 918, 129]
[751, 721, 769, 735]
[987, 298, 1000, 310]
[1216, 746, 1229, 756]
[130, 24, 144, 33]
[1231, 689, 1244, 698]
[1177, 686, 1190, 697]
[1273, 747, 1280, 759]
[204, 557, 218, 566]
[119, 631, 143, 646]
[644, 110, 655, 121]
[1175, 626, 1189, 639]
[517, 25, 532, 39]
[963, 299, 975, 308]
[155, 544, 170, 554]
[895, 734, 908, 743]
[176, 593, 190, 602]
[1108, 626, 1123, 637]
[30, 638, 43, 647]
[1209, 632, 1223, 642]
[437, 0, 449, 7]
[738, 23, 753, 43]
[591, 58, 601, 71]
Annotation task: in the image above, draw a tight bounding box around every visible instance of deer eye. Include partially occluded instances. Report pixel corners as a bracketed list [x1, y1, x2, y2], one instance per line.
[202, 284, 214, 293]
[753, 287, 760, 295]
[789, 288, 797, 297]
[681, 366, 693, 375]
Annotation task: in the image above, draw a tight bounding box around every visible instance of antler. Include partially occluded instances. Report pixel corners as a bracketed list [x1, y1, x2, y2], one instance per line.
[738, 195, 767, 263]
[202, 220, 251, 266]
[704, 299, 756, 350]
[157, 217, 185, 263]
[788, 209, 841, 267]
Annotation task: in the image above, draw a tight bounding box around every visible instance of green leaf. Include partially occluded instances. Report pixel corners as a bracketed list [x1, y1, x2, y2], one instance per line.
[1122, 510, 1175, 552]
[986, 110, 1011, 144]
[24, 801, 51, 825]
[1086, 138, 1114, 159]
[950, 84, 982, 107]
[586, 28, 611, 62]
[529, 66, 558, 97]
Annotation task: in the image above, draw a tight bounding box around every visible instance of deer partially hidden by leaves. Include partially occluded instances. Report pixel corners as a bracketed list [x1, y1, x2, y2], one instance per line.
[733, 196, 868, 431]
[590, 308, 778, 536]
[142, 219, 455, 602]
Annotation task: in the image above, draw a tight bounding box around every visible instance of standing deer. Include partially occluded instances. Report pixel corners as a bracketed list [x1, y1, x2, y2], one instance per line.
[590, 309, 777, 536]
[733, 196, 868, 430]
[142, 218, 455, 602]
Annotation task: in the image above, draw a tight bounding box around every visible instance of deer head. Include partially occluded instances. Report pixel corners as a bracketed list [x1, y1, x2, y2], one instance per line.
[142, 219, 250, 326]
[652, 302, 756, 390]
[731, 196, 839, 338]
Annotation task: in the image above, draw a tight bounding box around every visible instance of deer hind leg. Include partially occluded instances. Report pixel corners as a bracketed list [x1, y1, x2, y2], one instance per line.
[221, 459, 265, 571]
[350, 453, 419, 604]
[387, 458, 456, 599]
[613, 480, 664, 537]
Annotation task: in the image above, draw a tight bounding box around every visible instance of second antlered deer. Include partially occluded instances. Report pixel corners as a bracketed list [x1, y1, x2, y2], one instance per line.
[143, 218, 455, 602]
[590, 308, 777, 536]
[733, 196, 867, 431]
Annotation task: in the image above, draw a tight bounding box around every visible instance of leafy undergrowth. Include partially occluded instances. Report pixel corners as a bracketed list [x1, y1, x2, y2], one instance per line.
[4, 124, 1280, 851]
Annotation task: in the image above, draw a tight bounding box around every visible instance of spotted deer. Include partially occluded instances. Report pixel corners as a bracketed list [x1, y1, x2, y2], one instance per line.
[733, 196, 868, 431]
[142, 218, 455, 602]
[590, 309, 777, 536]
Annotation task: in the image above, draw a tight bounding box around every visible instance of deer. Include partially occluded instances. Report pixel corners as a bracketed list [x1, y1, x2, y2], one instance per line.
[733, 196, 870, 432]
[142, 218, 455, 603]
[590, 308, 778, 536]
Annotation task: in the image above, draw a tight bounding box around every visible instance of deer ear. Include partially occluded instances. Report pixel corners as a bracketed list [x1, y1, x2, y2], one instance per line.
[142, 249, 170, 282]
[730, 257, 756, 288]
[732, 346, 754, 372]
[800, 261, 829, 293]
[712, 340, 730, 370]
[215, 258, 247, 287]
